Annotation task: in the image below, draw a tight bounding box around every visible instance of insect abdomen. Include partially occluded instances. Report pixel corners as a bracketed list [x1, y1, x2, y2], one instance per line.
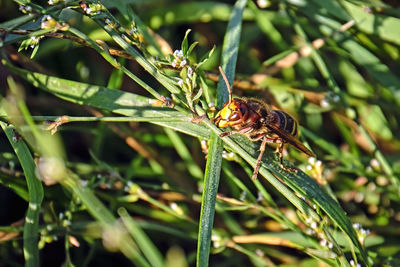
[271, 110, 298, 137]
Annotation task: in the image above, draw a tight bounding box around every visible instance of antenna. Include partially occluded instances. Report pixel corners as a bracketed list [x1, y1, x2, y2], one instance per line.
[218, 66, 232, 103]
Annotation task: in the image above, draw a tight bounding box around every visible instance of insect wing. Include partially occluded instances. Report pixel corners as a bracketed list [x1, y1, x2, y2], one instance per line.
[265, 124, 315, 157]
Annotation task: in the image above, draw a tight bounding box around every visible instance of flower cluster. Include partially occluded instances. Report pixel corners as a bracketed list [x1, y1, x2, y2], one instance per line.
[80, 2, 103, 16]
[19, 5, 32, 13]
[171, 49, 187, 68]
[353, 223, 370, 245]
[320, 91, 341, 108]
[40, 15, 69, 31]
[29, 36, 43, 49]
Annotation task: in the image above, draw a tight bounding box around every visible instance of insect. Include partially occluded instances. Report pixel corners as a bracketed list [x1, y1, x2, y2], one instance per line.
[214, 67, 315, 179]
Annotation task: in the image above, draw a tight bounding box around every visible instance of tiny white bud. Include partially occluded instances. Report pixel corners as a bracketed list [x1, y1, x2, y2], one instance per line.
[180, 59, 187, 67]
[310, 221, 317, 229]
[320, 99, 330, 108]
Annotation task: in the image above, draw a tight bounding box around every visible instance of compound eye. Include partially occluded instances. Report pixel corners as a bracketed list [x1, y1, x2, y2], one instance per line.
[240, 107, 247, 115]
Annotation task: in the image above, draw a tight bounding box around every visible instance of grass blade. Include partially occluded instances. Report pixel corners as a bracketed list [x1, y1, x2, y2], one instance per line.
[0, 121, 43, 267]
[196, 134, 223, 267]
[3, 61, 210, 140]
[197, 1, 247, 266]
[118, 208, 164, 267]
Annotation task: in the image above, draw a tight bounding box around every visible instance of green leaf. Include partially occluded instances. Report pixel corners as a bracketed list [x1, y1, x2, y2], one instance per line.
[197, 45, 216, 69]
[187, 41, 198, 58]
[181, 29, 191, 56]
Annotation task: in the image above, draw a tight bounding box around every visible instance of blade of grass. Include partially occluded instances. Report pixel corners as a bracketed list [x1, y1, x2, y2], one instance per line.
[248, 0, 287, 50]
[61, 173, 151, 267]
[196, 133, 223, 267]
[0, 173, 29, 201]
[284, 10, 369, 264]
[197, 1, 247, 266]
[309, 0, 400, 45]
[1, 75, 154, 266]
[0, 121, 43, 267]
[90, 15, 182, 95]
[293, 4, 400, 107]
[202, 115, 372, 264]
[67, 27, 168, 100]
[1, 60, 210, 139]
[118, 207, 164, 267]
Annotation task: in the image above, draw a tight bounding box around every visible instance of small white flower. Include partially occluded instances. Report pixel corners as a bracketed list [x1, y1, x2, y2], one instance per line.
[177, 50, 183, 58]
[332, 95, 340, 103]
[187, 66, 193, 78]
[173, 50, 182, 58]
[180, 59, 187, 67]
[320, 98, 330, 108]
[170, 202, 178, 210]
[257, 191, 263, 202]
[310, 221, 317, 229]
[177, 79, 184, 87]
[129, 27, 138, 35]
[239, 191, 247, 201]
[370, 158, 379, 168]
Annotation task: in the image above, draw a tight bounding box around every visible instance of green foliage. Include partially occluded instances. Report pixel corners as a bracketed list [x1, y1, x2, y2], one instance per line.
[1, 0, 400, 266]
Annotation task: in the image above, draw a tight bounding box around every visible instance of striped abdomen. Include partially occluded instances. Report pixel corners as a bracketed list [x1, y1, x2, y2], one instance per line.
[271, 110, 298, 137]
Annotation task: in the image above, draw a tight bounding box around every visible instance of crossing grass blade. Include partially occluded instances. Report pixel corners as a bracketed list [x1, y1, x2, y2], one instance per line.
[196, 1, 247, 266]
[3, 61, 210, 140]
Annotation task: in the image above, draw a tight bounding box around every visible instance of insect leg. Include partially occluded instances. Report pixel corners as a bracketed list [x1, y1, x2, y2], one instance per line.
[277, 142, 297, 173]
[252, 136, 268, 180]
[265, 137, 282, 143]
[219, 125, 254, 137]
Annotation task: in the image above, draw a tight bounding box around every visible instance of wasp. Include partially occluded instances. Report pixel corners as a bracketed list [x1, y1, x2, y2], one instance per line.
[214, 67, 315, 179]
